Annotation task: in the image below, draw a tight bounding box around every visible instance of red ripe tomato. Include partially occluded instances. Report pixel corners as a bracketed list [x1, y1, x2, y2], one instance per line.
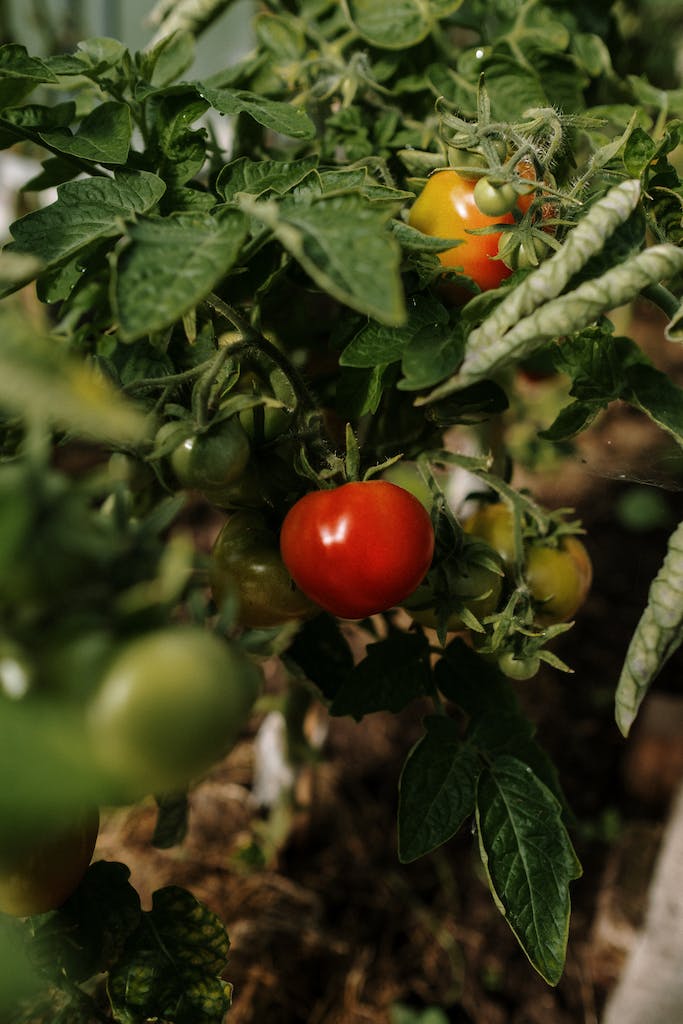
[408, 169, 518, 292]
[279, 480, 435, 619]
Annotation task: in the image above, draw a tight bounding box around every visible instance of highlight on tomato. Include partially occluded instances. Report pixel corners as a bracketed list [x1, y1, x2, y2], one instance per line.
[86, 626, 261, 800]
[279, 480, 435, 620]
[0, 806, 99, 917]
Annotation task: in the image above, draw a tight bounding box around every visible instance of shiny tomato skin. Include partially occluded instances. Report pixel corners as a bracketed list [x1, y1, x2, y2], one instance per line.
[0, 807, 98, 916]
[408, 170, 516, 292]
[279, 481, 435, 620]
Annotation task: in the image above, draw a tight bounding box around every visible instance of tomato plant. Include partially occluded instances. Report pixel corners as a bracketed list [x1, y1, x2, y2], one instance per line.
[211, 511, 319, 628]
[280, 481, 435, 619]
[1, 0, 683, 1015]
[0, 807, 98, 916]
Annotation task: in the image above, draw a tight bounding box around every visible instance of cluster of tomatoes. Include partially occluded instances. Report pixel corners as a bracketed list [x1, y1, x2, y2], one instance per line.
[409, 141, 555, 292]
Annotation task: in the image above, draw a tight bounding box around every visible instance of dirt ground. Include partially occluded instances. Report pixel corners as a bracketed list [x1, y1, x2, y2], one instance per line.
[95, 299, 683, 1024]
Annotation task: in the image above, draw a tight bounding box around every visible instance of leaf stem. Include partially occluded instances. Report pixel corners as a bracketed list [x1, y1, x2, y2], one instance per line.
[641, 283, 681, 322]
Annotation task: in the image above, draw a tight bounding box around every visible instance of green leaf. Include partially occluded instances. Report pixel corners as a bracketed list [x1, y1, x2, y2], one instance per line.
[217, 155, 319, 202]
[251, 193, 406, 325]
[113, 210, 248, 341]
[340, 295, 447, 368]
[147, 90, 209, 188]
[0, 42, 58, 87]
[544, 331, 683, 447]
[616, 519, 683, 736]
[1, 100, 76, 131]
[147, 31, 196, 88]
[255, 12, 307, 59]
[286, 614, 355, 703]
[30, 862, 142, 983]
[331, 630, 432, 718]
[398, 715, 480, 862]
[399, 321, 465, 391]
[436, 637, 518, 717]
[0, 918, 42, 1015]
[539, 399, 601, 441]
[0, 306, 149, 443]
[39, 101, 132, 165]
[108, 886, 232, 1024]
[342, 0, 464, 49]
[475, 756, 582, 985]
[196, 82, 316, 139]
[4, 170, 166, 287]
[623, 126, 658, 177]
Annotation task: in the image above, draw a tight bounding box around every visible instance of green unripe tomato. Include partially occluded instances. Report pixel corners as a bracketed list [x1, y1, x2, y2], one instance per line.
[473, 177, 518, 217]
[381, 462, 433, 511]
[0, 806, 99, 916]
[170, 419, 251, 494]
[211, 512, 319, 628]
[463, 503, 517, 566]
[86, 626, 261, 799]
[498, 651, 541, 680]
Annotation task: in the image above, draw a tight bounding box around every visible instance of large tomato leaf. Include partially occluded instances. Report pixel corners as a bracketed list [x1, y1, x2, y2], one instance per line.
[615, 519, 683, 736]
[113, 210, 248, 341]
[244, 192, 406, 325]
[2, 170, 166, 294]
[340, 294, 448, 368]
[108, 886, 232, 1024]
[398, 715, 480, 862]
[39, 100, 132, 166]
[475, 756, 582, 986]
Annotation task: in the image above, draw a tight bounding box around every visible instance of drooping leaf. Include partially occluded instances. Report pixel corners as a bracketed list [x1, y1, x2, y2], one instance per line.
[615, 519, 683, 736]
[398, 715, 480, 862]
[431, 242, 683, 396]
[247, 193, 406, 325]
[476, 756, 582, 985]
[113, 210, 248, 341]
